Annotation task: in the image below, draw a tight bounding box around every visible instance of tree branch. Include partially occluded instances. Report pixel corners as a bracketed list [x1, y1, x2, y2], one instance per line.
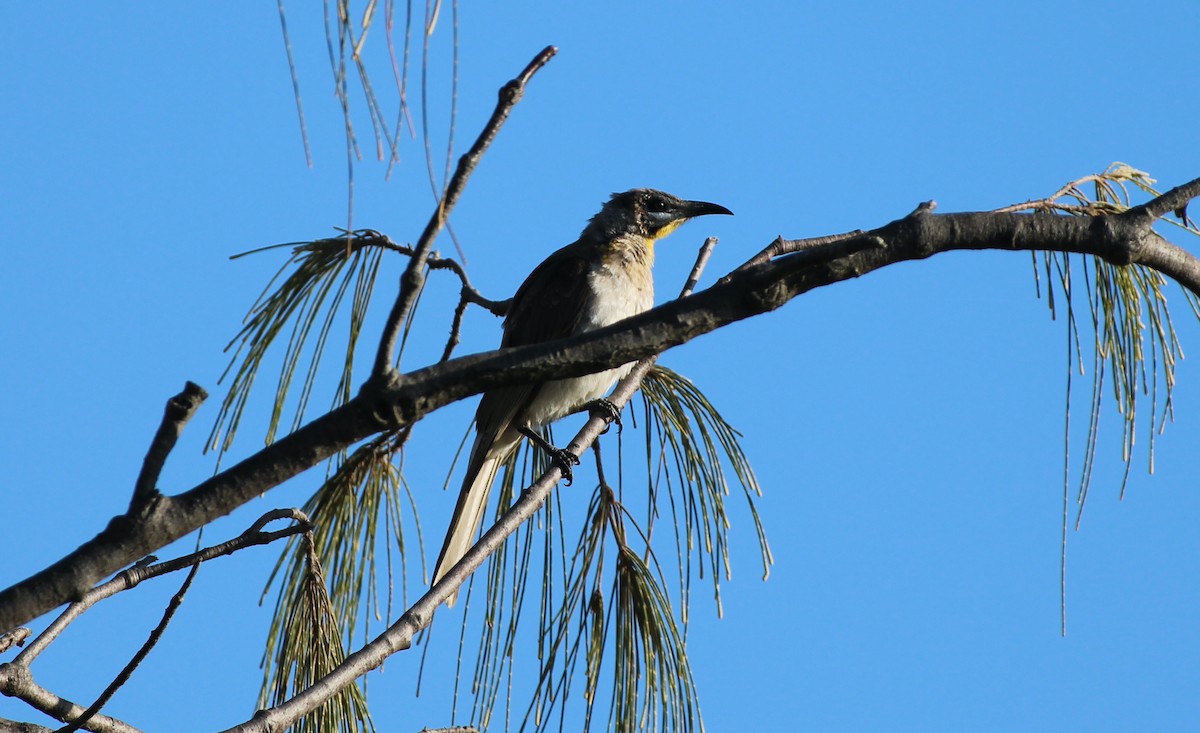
[0, 628, 30, 655]
[0, 716, 54, 733]
[4, 185, 1199, 632]
[0, 512, 308, 733]
[14, 510, 309, 665]
[372, 45, 556, 376]
[129, 382, 207, 513]
[55, 564, 200, 733]
[218, 239, 719, 733]
[1128, 175, 1200, 221]
[0, 663, 140, 733]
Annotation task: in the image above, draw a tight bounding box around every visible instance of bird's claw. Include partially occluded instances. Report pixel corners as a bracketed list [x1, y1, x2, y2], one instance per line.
[589, 398, 623, 432]
[552, 448, 582, 485]
[518, 426, 582, 484]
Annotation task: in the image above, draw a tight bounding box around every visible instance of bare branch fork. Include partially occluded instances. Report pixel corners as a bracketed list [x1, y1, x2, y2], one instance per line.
[344, 229, 508, 316]
[341, 228, 508, 362]
[372, 45, 557, 376]
[54, 564, 200, 733]
[0, 510, 310, 733]
[3, 174, 1199, 633]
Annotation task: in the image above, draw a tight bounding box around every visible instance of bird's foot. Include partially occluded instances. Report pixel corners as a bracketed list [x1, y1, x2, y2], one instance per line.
[549, 447, 582, 485]
[519, 426, 582, 484]
[588, 398, 623, 432]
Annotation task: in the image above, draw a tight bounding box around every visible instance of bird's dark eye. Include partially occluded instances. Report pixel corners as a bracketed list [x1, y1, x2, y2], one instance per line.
[646, 196, 669, 214]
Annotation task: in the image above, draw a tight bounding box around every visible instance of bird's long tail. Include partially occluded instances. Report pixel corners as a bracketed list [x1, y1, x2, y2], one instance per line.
[432, 427, 521, 607]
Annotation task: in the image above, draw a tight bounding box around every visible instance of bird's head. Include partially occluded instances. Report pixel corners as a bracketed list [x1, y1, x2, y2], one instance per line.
[586, 188, 732, 244]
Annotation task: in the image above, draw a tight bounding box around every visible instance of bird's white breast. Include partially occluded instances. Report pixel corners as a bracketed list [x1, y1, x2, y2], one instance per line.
[581, 257, 655, 329]
[522, 254, 653, 428]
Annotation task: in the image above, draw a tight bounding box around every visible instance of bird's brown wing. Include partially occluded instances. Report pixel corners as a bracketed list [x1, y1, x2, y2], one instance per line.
[473, 240, 592, 438]
[435, 240, 597, 604]
[502, 240, 591, 347]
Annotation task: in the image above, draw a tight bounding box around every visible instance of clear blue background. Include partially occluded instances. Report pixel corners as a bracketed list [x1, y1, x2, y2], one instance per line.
[3, 2, 1198, 731]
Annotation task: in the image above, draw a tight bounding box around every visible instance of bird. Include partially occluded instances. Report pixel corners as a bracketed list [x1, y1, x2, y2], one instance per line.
[432, 188, 732, 605]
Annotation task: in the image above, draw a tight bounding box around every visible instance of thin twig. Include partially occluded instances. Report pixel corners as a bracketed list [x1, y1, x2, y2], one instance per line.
[285, 229, 507, 364]
[352, 230, 505, 310]
[129, 382, 208, 513]
[352, 230, 509, 362]
[15, 509, 310, 666]
[54, 565, 201, 733]
[592, 440, 613, 493]
[679, 238, 717, 298]
[372, 45, 557, 376]
[0, 627, 30, 654]
[440, 286, 511, 363]
[994, 174, 1106, 214]
[441, 295, 472, 363]
[731, 230, 866, 274]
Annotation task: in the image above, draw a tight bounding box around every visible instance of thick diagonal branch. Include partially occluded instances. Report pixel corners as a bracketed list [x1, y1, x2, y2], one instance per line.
[218, 239, 719, 733]
[3, 182, 1198, 632]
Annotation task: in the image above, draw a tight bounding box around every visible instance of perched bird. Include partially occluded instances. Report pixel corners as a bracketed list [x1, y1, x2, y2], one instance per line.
[432, 188, 732, 604]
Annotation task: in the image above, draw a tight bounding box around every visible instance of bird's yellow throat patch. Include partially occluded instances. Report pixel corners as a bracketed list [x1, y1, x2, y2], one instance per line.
[650, 218, 685, 244]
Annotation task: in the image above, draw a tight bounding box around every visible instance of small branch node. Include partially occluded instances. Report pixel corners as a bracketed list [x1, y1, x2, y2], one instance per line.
[907, 200, 937, 218]
[0, 628, 30, 654]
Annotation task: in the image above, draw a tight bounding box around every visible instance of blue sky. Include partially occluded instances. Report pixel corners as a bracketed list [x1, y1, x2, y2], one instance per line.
[3, 2, 1199, 731]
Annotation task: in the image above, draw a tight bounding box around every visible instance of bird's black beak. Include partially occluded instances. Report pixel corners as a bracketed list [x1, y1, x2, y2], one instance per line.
[680, 200, 734, 218]
[642, 193, 733, 241]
